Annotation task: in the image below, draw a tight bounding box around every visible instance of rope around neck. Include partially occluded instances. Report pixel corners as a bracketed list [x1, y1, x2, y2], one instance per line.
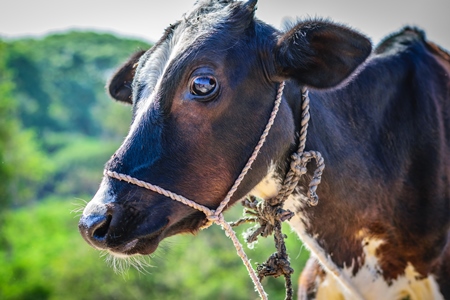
[104, 82, 364, 300]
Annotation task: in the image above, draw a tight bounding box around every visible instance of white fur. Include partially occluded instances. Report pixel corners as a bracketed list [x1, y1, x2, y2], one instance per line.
[91, 20, 186, 214]
[127, 25, 183, 140]
[82, 178, 114, 218]
[250, 163, 280, 199]
[313, 238, 444, 300]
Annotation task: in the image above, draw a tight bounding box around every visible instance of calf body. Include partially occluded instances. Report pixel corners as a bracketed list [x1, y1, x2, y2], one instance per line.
[270, 29, 450, 299]
[79, 1, 450, 298]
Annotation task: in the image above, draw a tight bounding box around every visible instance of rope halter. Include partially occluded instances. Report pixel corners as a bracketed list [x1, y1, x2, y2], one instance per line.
[105, 81, 286, 299]
[104, 81, 333, 299]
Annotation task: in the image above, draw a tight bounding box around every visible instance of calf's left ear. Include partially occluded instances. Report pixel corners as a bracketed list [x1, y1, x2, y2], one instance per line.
[107, 50, 146, 104]
[274, 20, 372, 89]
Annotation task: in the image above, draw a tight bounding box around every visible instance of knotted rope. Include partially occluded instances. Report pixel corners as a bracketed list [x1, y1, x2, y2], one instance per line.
[230, 195, 295, 299]
[228, 88, 325, 300]
[275, 88, 325, 207]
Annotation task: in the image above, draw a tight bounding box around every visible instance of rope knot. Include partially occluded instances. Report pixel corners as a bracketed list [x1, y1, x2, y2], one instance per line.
[207, 212, 222, 224]
[232, 196, 292, 244]
[231, 195, 295, 300]
[290, 154, 307, 176]
[257, 252, 294, 280]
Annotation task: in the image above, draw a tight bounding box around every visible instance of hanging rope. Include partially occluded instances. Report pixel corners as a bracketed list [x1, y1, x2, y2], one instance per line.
[228, 88, 325, 300]
[230, 195, 295, 300]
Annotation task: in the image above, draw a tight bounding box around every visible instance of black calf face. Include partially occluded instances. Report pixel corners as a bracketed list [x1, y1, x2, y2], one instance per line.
[79, 0, 295, 256]
[79, 0, 371, 256]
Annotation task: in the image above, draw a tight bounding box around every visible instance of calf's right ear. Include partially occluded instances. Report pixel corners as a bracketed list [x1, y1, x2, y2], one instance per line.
[274, 20, 372, 89]
[107, 50, 146, 104]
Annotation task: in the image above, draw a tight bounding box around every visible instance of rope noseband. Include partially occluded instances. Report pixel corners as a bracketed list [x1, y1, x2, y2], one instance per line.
[105, 82, 362, 299]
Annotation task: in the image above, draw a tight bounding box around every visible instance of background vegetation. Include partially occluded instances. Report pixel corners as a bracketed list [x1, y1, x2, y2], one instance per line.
[0, 31, 310, 299]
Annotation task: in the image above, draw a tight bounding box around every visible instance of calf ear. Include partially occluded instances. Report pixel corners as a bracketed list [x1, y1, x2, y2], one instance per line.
[107, 50, 146, 104]
[274, 20, 372, 88]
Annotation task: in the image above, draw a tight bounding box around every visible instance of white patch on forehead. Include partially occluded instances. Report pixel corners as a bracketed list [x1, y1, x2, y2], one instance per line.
[184, 1, 235, 31]
[82, 178, 115, 218]
[125, 4, 234, 143]
[134, 37, 175, 112]
[313, 237, 445, 300]
[128, 29, 182, 138]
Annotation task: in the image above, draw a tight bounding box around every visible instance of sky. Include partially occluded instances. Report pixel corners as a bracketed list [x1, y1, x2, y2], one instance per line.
[1, 0, 449, 50]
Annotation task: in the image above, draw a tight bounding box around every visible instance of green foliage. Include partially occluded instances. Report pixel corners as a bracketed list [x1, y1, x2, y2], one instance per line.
[0, 199, 309, 300]
[0, 41, 53, 210]
[45, 133, 121, 196]
[1, 31, 149, 203]
[6, 32, 148, 137]
[0, 31, 310, 299]
[0, 41, 16, 206]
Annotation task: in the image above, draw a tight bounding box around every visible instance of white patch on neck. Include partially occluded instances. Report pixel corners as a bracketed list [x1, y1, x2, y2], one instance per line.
[250, 171, 443, 300]
[286, 199, 366, 299]
[251, 167, 363, 298]
[250, 163, 309, 207]
[250, 163, 280, 199]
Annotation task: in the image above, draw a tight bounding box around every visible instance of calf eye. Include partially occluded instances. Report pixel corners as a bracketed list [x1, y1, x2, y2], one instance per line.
[190, 76, 218, 99]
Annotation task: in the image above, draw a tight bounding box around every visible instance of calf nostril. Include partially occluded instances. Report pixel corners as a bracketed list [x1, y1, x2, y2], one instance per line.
[93, 214, 112, 240]
[79, 213, 113, 249]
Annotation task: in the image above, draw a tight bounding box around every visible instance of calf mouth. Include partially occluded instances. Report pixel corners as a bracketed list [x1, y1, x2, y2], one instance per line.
[79, 207, 170, 257]
[108, 209, 210, 257]
[108, 218, 170, 257]
[80, 209, 210, 258]
[108, 227, 166, 257]
[79, 178, 211, 258]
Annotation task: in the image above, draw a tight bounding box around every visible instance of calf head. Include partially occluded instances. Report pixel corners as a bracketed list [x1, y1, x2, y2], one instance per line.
[79, 0, 371, 257]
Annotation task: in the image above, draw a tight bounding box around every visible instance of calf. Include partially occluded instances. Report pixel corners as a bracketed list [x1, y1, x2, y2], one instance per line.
[79, 0, 450, 298]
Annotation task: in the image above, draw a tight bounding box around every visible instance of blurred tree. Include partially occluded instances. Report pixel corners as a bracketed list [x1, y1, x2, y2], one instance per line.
[0, 41, 52, 211]
[6, 32, 149, 139]
[0, 40, 15, 213]
[2, 32, 150, 199]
